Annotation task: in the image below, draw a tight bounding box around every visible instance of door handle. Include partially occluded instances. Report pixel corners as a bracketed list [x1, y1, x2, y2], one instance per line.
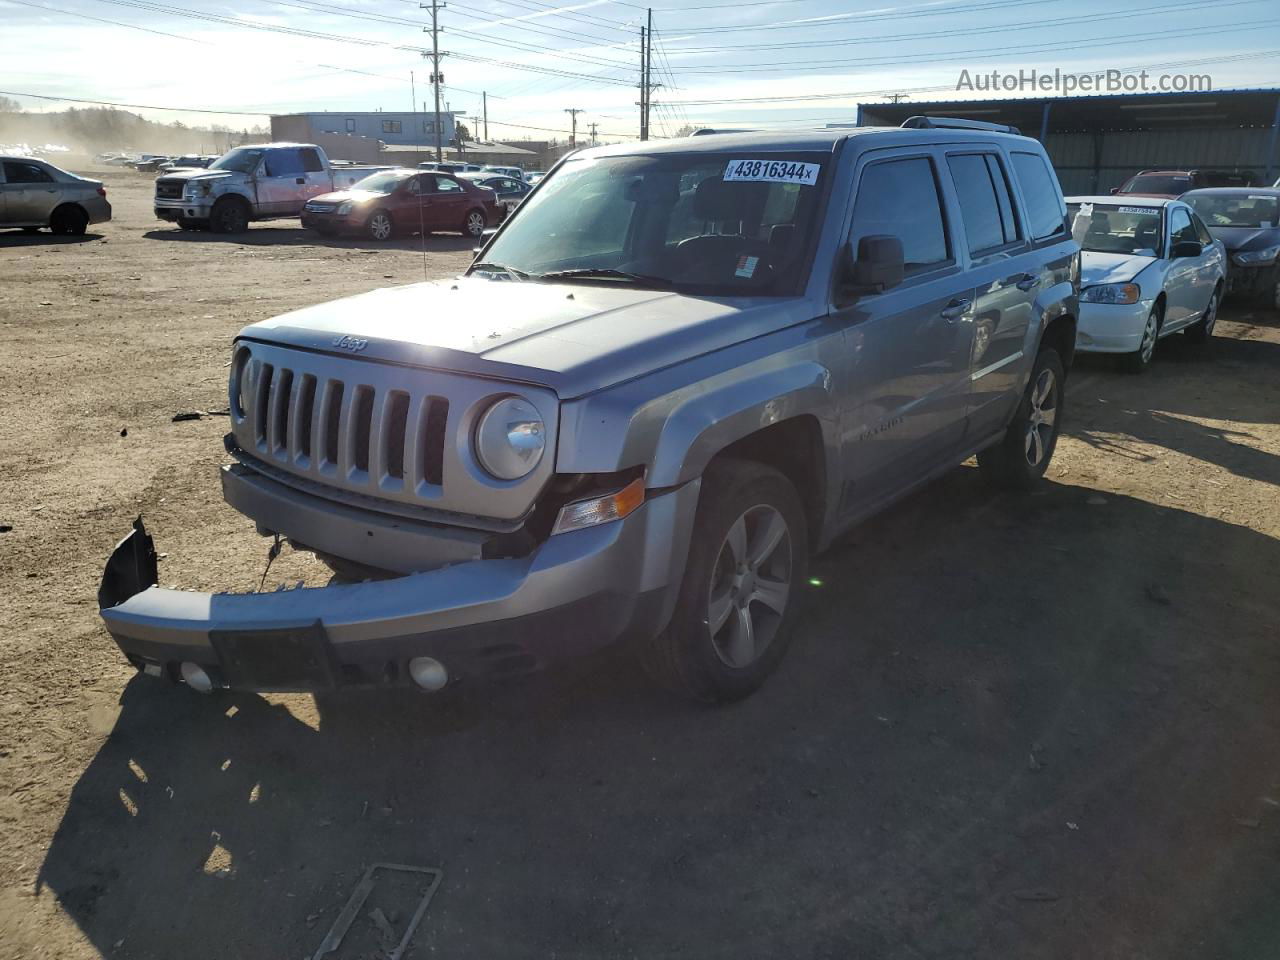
[1003, 273, 1039, 291]
[940, 298, 971, 321]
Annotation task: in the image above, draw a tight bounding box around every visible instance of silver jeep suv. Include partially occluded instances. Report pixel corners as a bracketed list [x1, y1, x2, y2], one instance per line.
[99, 118, 1079, 703]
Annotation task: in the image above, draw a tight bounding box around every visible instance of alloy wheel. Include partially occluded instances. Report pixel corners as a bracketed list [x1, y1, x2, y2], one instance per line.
[1023, 368, 1058, 467]
[1140, 310, 1158, 364]
[369, 213, 392, 241]
[1203, 292, 1218, 334]
[466, 212, 485, 236]
[707, 504, 793, 669]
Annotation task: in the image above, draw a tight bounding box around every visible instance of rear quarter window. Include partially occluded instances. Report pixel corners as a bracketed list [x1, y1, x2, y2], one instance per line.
[1010, 151, 1068, 242]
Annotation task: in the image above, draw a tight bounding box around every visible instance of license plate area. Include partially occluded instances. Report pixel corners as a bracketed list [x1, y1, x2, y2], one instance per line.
[211, 620, 336, 691]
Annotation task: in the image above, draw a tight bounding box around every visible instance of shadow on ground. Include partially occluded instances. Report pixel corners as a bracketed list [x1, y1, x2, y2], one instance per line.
[39, 466, 1280, 959]
[142, 226, 477, 254]
[0, 230, 105, 247]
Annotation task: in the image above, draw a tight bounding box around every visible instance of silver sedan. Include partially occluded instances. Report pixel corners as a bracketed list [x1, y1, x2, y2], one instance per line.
[1066, 196, 1226, 373]
[0, 155, 112, 235]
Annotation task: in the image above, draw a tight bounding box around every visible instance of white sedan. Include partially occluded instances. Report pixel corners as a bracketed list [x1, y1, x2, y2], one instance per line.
[1066, 196, 1226, 372]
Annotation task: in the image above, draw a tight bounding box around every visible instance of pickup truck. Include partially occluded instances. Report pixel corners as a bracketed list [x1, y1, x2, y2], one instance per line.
[153, 142, 392, 233]
[101, 120, 1079, 704]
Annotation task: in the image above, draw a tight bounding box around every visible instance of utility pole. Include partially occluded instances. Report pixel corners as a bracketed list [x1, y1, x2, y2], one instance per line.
[565, 108, 583, 147]
[883, 93, 908, 103]
[482, 91, 488, 141]
[588, 122, 598, 145]
[421, 0, 446, 162]
[638, 22, 647, 140]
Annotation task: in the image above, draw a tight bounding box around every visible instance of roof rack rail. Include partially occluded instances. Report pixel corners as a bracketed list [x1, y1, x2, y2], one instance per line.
[901, 116, 1022, 136]
[689, 127, 757, 136]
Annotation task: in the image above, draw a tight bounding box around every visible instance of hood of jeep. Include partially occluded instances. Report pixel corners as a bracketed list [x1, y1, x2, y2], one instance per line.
[236, 277, 815, 398]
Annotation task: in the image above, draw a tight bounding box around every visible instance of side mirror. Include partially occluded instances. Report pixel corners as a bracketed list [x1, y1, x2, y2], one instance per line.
[1109, 187, 1120, 195]
[1171, 240, 1203, 258]
[471, 227, 499, 259]
[844, 235, 905, 294]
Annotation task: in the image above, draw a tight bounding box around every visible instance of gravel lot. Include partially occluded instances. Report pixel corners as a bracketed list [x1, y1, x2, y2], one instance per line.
[2, 168, 1280, 960]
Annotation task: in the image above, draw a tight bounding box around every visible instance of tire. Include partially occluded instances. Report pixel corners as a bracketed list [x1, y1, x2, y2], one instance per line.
[50, 205, 88, 236]
[209, 197, 250, 234]
[978, 347, 1065, 490]
[640, 458, 809, 703]
[176, 217, 203, 231]
[461, 208, 486, 238]
[1184, 286, 1220, 344]
[20, 226, 41, 235]
[365, 209, 394, 241]
[1122, 304, 1161, 373]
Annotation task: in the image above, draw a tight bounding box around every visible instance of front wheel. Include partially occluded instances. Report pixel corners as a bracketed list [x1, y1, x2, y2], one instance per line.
[209, 197, 249, 234]
[461, 209, 486, 238]
[1122, 305, 1161, 373]
[640, 459, 808, 703]
[1184, 287, 1220, 343]
[978, 347, 1065, 489]
[365, 209, 394, 241]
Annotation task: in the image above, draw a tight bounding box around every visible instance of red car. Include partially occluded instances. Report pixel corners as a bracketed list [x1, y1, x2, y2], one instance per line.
[300, 168, 499, 241]
[1112, 168, 1259, 200]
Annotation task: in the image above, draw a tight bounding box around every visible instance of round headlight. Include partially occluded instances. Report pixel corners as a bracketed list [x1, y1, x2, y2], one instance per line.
[475, 396, 546, 480]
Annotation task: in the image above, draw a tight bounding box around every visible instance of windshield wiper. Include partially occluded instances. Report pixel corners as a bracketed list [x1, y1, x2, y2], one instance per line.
[471, 261, 530, 281]
[534, 268, 673, 289]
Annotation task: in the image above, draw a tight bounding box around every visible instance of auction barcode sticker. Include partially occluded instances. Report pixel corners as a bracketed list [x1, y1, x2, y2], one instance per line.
[724, 159, 820, 185]
[1118, 206, 1159, 215]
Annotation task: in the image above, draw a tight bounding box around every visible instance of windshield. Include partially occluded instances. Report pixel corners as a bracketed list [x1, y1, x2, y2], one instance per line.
[473, 152, 828, 295]
[1184, 193, 1280, 228]
[1121, 175, 1191, 195]
[1068, 203, 1163, 255]
[208, 147, 264, 174]
[350, 170, 412, 194]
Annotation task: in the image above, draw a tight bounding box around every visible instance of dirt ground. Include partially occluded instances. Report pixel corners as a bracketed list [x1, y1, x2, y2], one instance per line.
[2, 168, 1279, 960]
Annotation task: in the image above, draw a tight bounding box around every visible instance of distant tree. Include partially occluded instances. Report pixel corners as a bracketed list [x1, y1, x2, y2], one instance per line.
[673, 124, 698, 137]
[455, 121, 471, 143]
[0, 95, 21, 113]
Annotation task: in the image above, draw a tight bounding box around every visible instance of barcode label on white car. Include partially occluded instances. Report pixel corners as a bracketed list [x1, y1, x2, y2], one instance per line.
[723, 159, 820, 185]
[1118, 206, 1158, 215]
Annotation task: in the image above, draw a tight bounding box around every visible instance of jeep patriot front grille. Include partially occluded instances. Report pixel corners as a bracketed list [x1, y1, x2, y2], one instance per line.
[227, 342, 559, 522]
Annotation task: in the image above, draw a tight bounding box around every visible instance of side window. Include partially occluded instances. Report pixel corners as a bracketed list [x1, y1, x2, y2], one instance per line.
[3, 161, 53, 184]
[381, 120, 403, 134]
[1010, 151, 1068, 241]
[1191, 212, 1213, 245]
[405, 177, 422, 196]
[947, 153, 1019, 255]
[435, 176, 463, 193]
[1170, 207, 1197, 245]
[850, 156, 950, 275]
[299, 149, 324, 173]
[264, 150, 303, 177]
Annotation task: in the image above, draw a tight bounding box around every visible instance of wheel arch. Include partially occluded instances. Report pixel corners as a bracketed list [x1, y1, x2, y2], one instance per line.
[49, 201, 88, 226]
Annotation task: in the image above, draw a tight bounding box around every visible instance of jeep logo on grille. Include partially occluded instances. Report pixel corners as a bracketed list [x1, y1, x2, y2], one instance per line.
[332, 335, 369, 353]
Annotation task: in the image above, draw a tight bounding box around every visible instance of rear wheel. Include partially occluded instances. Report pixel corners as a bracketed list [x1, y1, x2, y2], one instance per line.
[20, 226, 41, 235]
[641, 458, 808, 703]
[978, 347, 1064, 489]
[50, 205, 88, 236]
[1184, 287, 1220, 343]
[461, 208, 486, 238]
[365, 209, 394, 241]
[209, 197, 249, 234]
[1122, 304, 1161, 373]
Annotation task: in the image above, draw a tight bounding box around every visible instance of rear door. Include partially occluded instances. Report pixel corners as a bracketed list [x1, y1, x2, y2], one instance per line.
[940, 147, 1037, 437]
[256, 148, 307, 215]
[298, 147, 332, 202]
[426, 174, 468, 231]
[833, 148, 977, 516]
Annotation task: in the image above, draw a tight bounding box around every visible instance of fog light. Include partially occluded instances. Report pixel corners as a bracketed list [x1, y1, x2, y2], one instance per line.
[180, 661, 214, 694]
[408, 657, 449, 691]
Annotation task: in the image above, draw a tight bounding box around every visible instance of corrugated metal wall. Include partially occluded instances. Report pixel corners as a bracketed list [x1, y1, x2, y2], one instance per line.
[1044, 127, 1276, 195]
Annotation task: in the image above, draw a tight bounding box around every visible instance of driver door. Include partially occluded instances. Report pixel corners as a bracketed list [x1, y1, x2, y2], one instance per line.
[255, 148, 306, 216]
[1164, 206, 1211, 329]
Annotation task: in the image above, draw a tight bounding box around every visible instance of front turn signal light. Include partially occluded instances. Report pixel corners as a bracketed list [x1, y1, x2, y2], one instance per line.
[552, 476, 646, 535]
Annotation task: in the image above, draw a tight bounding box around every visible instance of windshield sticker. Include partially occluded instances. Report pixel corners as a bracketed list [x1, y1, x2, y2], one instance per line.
[724, 159, 820, 185]
[1118, 206, 1158, 215]
[735, 255, 760, 278]
[1248, 195, 1275, 200]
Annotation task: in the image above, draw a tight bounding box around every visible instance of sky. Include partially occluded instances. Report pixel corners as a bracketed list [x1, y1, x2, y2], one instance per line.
[2, 0, 1279, 143]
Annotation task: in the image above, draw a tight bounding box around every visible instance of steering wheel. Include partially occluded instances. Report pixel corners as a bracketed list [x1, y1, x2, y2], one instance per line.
[672, 234, 775, 282]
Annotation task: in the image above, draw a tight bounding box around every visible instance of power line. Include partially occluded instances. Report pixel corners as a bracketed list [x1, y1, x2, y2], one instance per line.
[0, 89, 272, 117]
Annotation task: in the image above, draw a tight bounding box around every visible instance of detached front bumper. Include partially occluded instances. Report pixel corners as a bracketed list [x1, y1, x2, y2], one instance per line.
[1075, 299, 1155, 354]
[98, 481, 699, 693]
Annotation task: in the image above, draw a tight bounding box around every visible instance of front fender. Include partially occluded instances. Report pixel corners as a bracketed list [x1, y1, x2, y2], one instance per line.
[1025, 276, 1078, 367]
[649, 362, 835, 488]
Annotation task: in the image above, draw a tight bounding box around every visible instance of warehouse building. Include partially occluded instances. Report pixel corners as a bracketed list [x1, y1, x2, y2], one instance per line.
[857, 88, 1280, 194]
[271, 111, 458, 149]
